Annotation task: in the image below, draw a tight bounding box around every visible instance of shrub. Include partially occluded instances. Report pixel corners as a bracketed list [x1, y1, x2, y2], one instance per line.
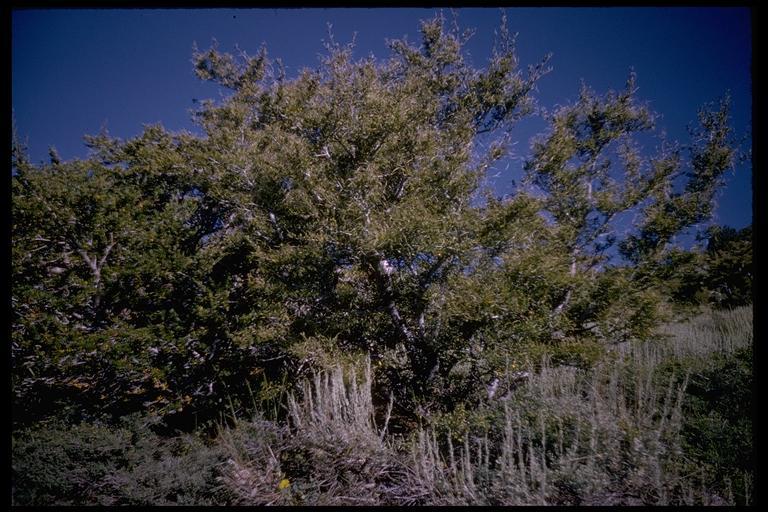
[13, 12, 740, 426]
[653, 305, 753, 505]
[12, 418, 135, 505]
[218, 360, 418, 505]
[12, 413, 230, 506]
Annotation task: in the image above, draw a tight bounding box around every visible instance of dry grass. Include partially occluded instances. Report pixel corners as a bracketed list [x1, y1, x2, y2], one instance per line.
[657, 305, 752, 359]
[406, 357, 693, 505]
[13, 308, 750, 505]
[215, 416, 289, 505]
[407, 306, 752, 505]
[219, 359, 417, 505]
[217, 306, 752, 505]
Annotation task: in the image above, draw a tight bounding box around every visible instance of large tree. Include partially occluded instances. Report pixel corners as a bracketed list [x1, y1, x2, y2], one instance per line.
[12, 13, 740, 424]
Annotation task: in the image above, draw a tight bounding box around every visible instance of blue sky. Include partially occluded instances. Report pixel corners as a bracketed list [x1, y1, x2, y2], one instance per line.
[12, 7, 752, 230]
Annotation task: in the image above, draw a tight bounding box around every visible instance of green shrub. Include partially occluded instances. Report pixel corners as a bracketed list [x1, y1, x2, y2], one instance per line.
[12, 414, 231, 506]
[12, 418, 134, 505]
[13, 12, 740, 428]
[674, 346, 752, 505]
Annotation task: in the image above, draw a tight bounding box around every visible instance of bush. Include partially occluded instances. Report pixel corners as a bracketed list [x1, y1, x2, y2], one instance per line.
[680, 347, 752, 505]
[13, 418, 135, 505]
[218, 360, 418, 505]
[12, 413, 230, 506]
[653, 306, 753, 505]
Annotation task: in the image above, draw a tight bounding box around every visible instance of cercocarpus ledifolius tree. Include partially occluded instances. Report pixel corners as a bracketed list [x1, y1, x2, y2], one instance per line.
[12, 12, 740, 424]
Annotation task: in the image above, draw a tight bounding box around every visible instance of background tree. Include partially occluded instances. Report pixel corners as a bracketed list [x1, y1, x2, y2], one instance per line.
[701, 224, 752, 308]
[656, 224, 753, 309]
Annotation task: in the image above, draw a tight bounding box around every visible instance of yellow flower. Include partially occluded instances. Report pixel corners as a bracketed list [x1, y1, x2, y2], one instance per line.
[278, 478, 290, 490]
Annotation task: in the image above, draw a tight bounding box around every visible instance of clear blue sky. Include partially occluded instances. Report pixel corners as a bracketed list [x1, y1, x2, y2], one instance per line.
[12, 7, 752, 230]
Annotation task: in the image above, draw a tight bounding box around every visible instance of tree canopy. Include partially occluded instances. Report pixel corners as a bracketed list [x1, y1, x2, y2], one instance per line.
[12, 13, 745, 428]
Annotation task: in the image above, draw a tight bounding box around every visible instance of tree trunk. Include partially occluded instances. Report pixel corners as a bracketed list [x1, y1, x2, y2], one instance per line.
[363, 253, 439, 390]
[77, 233, 115, 313]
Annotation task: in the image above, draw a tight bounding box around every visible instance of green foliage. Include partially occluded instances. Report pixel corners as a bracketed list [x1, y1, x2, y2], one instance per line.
[701, 224, 752, 307]
[13, 418, 133, 505]
[11, 414, 230, 506]
[681, 347, 752, 498]
[11, 12, 745, 430]
[652, 334, 753, 506]
[619, 96, 737, 265]
[649, 224, 752, 309]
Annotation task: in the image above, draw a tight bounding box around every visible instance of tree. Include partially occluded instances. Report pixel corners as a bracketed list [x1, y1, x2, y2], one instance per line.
[701, 224, 752, 307]
[180, 13, 552, 403]
[11, 13, 742, 424]
[523, 81, 738, 341]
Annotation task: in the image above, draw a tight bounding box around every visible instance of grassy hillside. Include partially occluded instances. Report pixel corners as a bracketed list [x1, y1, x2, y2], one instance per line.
[12, 306, 752, 506]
